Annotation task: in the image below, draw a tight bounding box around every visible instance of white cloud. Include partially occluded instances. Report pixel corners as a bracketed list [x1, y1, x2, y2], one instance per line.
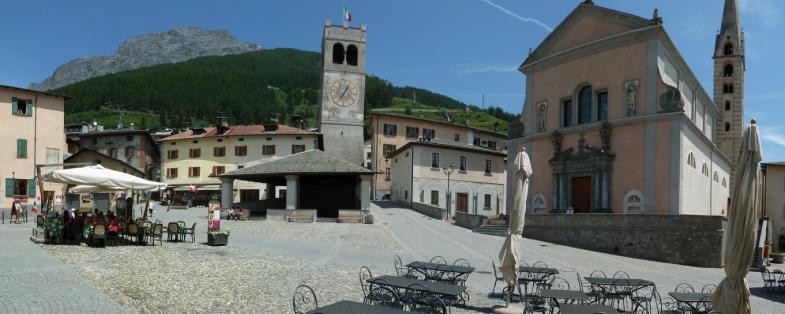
[762, 132, 785, 148]
[739, 0, 781, 27]
[478, 0, 553, 32]
[459, 65, 518, 74]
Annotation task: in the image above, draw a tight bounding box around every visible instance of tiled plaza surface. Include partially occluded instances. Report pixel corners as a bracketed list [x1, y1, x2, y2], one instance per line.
[1, 202, 784, 313]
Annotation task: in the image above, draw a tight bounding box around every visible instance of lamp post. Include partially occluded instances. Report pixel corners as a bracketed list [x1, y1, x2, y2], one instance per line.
[442, 163, 455, 219]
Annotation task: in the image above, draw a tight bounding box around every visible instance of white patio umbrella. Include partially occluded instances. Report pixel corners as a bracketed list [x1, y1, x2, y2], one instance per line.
[495, 148, 532, 312]
[68, 185, 129, 194]
[43, 164, 166, 191]
[712, 119, 762, 314]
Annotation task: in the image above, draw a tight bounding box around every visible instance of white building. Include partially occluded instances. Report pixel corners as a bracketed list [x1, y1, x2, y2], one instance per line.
[389, 139, 506, 217]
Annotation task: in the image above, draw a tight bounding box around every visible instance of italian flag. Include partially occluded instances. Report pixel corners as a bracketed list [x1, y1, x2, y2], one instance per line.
[344, 7, 352, 22]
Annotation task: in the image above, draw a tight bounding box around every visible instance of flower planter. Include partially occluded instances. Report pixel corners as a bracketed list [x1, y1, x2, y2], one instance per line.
[207, 233, 228, 246]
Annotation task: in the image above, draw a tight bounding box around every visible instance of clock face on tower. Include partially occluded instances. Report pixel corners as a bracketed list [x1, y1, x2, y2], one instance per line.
[329, 78, 359, 108]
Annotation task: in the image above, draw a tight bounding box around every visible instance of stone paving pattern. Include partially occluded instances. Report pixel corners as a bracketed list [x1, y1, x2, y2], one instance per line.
[1, 202, 784, 313]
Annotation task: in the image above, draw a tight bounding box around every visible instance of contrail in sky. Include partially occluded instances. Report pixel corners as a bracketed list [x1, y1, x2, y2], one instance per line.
[478, 0, 553, 32]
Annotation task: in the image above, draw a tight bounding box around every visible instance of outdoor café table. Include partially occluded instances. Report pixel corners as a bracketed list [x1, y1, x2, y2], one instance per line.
[669, 292, 711, 312]
[306, 300, 408, 314]
[557, 303, 618, 314]
[540, 289, 590, 304]
[584, 277, 654, 293]
[518, 267, 560, 298]
[367, 275, 466, 300]
[407, 261, 475, 281]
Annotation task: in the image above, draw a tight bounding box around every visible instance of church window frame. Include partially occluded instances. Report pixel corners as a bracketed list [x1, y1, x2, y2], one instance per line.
[702, 163, 709, 177]
[723, 84, 734, 94]
[687, 152, 696, 169]
[332, 42, 345, 64]
[561, 99, 573, 128]
[722, 177, 727, 188]
[725, 122, 731, 132]
[596, 91, 608, 121]
[713, 171, 719, 182]
[725, 101, 731, 111]
[577, 85, 593, 124]
[532, 193, 546, 213]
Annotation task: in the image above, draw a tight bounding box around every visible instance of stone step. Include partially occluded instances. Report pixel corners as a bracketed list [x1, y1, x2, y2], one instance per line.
[474, 224, 510, 237]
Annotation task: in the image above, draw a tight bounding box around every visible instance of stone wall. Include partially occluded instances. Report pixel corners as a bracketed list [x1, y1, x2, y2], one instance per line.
[409, 202, 448, 220]
[454, 212, 487, 230]
[523, 214, 726, 267]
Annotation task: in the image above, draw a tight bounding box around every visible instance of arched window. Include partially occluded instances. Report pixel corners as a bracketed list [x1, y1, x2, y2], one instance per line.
[332, 43, 345, 64]
[722, 178, 727, 188]
[713, 171, 719, 182]
[725, 101, 731, 111]
[702, 163, 709, 177]
[687, 152, 696, 168]
[725, 122, 731, 132]
[578, 85, 592, 124]
[623, 190, 644, 213]
[723, 84, 734, 94]
[346, 44, 358, 66]
[724, 43, 734, 56]
[723, 64, 734, 77]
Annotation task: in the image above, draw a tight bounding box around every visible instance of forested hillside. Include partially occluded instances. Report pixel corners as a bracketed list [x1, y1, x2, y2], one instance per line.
[54, 48, 515, 132]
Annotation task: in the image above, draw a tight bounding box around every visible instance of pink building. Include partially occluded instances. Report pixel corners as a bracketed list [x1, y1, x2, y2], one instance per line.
[509, 1, 740, 215]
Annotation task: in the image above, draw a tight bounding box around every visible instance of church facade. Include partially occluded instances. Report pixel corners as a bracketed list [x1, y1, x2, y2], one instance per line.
[509, 1, 742, 215]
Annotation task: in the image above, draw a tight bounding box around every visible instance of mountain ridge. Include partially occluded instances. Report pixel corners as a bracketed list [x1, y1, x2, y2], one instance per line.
[31, 27, 262, 91]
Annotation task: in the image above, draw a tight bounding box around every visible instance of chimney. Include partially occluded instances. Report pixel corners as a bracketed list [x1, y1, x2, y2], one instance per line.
[216, 115, 229, 134]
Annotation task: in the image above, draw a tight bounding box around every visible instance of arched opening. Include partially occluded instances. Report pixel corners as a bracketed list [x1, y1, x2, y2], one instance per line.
[578, 85, 592, 124]
[687, 152, 696, 168]
[532, 193, 546, 213]
[723, 64, 734, 77]
[724, 43, 734, 56]
[725, 122, 731, 132]
[346, 44, 358, 66]
[725, 101, 731, 111]
[723, 84, 734, 94]
[332, 43, 345, 64]
[623, 190, 644, 213]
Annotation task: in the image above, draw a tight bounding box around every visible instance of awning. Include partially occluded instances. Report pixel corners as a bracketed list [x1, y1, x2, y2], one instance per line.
[172, 185, 221, 192]
[43, 164, 166, 191]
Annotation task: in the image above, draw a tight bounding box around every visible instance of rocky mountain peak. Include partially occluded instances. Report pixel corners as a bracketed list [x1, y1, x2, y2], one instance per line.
[30, 27, 263, 91]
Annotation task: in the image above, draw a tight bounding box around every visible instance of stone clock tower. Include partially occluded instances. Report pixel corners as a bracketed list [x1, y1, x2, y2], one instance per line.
[318, 20, 366, 165]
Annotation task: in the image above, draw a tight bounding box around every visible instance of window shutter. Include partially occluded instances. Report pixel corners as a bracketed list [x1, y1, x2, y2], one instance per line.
[27, 179, 36, 197]
[17, 139, 27, 158]
[27, 99, 33, 116]
[5, 178, 13, 196]
[11, 97, 17, 115]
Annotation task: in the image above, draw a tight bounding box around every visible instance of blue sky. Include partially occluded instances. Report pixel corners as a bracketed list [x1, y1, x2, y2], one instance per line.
[1, 0, 784, 161]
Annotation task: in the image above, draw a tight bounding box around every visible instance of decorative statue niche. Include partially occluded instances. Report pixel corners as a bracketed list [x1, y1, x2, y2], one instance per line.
[624, 80, 639, 117]
[659, 85, 684, 113]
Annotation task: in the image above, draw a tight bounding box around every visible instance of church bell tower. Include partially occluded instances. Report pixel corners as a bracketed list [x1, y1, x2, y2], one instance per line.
[713, 0, 744, 192]
[317, 20, 366, 165]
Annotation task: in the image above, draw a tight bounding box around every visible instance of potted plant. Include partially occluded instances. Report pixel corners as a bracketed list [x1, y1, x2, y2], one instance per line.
[207, 229, 230, 246]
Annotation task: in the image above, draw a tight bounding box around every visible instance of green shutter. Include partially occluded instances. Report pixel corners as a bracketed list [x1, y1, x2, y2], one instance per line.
[27, 179, 36, 197]
[17, 139, 27, 158]
[11, 97, 17, 115]
[26, 99, 33, 116]
[5, 179, 13, 196]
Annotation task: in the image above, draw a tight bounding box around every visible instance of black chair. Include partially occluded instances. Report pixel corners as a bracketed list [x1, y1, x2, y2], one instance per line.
[695, 295, 713, 313]
[701, 283, 717, 294]
[430, 256, 447, 264]
[653, 288, 682, 314]
[291, 284, 318, 314]
[630, 284, 656, 313]
[359, 266, 373, 299]
[365, 279, 403, 309]
[447, 259, 471, 286]
[612, 271, 630, 279]
[589, 270, 607, 278]
[405, 283, 448, 314]
[426, 256, 447, 281]
[492, 260, 505, 295]
[545, 277, 571, 314]
[90, 224, 107, 248]
[674, 283, 695, 292]
[532, 261, 548, 268]
[604, 278, 631, 311]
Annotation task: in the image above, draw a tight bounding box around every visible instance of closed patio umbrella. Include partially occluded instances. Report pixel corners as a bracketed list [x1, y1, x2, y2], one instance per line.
[712, 119, 762, 314]
[495, 148, 532, 312]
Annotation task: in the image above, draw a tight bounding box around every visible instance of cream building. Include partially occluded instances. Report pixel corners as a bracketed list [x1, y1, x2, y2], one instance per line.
[389, 139, 506, 217]
[1, 84, 68, 210]
[158, 119, 320, 206]
[511, 1, 734, 215]
[368, 112, 508, 200]
[763, 163, 785, 252]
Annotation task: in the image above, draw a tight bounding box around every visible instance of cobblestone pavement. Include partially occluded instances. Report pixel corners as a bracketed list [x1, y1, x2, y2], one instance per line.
[7, 203, 785, 313]
[0, 222, 128, 314]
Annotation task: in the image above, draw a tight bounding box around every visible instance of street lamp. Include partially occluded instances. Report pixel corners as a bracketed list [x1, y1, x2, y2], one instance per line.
[442, 163, 455, 219]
